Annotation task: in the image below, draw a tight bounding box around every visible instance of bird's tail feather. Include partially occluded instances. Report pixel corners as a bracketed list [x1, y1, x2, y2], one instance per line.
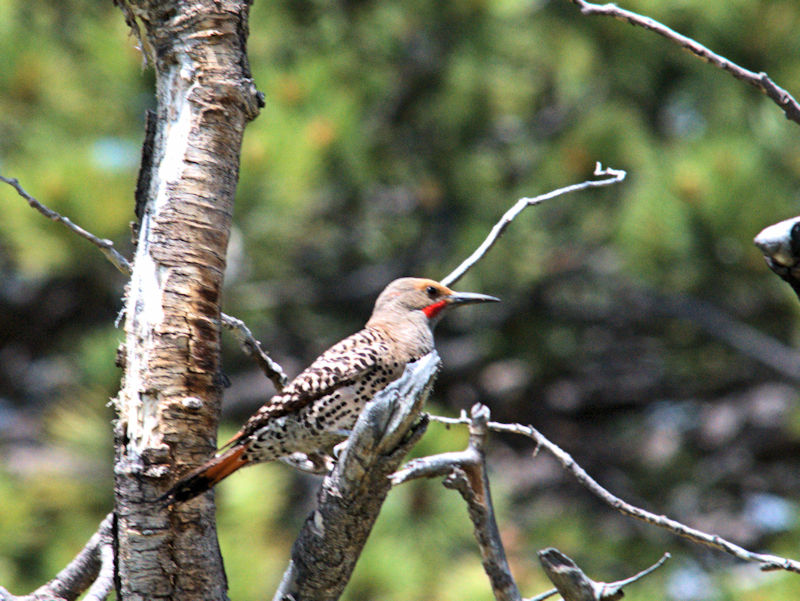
[159, 445, 248, 505]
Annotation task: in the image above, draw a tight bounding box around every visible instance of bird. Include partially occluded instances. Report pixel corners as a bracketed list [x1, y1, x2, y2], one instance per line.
[161, 277, 499, 504]
[754, 217, 800, 300]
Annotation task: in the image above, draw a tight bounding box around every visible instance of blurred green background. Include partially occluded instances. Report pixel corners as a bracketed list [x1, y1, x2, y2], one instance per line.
[2, 0, 800, 599]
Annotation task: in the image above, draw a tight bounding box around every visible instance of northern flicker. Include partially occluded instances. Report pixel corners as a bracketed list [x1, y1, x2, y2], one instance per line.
[162, 277, 499, 504]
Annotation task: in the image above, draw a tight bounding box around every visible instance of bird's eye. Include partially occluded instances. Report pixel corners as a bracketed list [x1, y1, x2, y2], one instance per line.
[425, 285, 438, 298]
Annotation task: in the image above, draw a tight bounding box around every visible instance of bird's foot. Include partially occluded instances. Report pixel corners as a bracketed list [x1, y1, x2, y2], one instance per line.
[332, 438, 352, 459]
[280, 452, 334, 474]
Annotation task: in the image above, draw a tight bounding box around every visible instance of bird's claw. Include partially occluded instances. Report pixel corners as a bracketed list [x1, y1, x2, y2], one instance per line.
[280, 452, 334, 474]
[332, 438, 351, 459]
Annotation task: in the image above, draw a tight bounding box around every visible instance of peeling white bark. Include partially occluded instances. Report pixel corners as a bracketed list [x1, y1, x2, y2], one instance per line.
[114, 2, 263, 600]
[122, 63, 197, 452]
[156, 64, 196, 210]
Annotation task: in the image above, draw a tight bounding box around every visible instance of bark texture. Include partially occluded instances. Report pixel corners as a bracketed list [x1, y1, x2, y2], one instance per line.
[273, 353, 440, 601]
[113, 2, 262, 600]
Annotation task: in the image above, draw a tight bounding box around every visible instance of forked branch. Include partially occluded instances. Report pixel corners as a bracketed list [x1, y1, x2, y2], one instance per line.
[441, 163, 625, 287]
[394, 406, 669, 601]
[429, 410, 800, 574]
[0, 513, 114, 601]
[393, 404, 521, 601]
[0, 175, 289, 389]
[534, 548, 670, 601]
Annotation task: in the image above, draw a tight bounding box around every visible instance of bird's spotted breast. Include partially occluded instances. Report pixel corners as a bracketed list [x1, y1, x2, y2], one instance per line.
[242, 359, 403, 462]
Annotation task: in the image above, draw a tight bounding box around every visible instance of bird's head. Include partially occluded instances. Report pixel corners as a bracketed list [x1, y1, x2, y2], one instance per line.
[754, 217, 800, 300]
[367, 277, 500, 327]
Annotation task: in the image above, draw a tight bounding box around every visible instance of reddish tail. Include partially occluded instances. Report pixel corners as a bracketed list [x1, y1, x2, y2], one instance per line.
[160, 445, 249, 505]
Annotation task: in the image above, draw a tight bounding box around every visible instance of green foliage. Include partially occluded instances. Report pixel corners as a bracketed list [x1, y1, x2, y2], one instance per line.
[3, 0, 800, 599]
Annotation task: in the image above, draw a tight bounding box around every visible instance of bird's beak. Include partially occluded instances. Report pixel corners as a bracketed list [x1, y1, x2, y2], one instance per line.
[447, 291, 501, 305]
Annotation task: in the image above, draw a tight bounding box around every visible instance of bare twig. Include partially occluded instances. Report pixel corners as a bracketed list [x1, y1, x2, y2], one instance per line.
[568, 0, 800, 126]
[598, 551, 670, 595]
[393, 404, 522, 601]
[428, 412, 800, 574]
[441, 163, 626, 287]
[1, 175, 133, 274]
[390, 448, 475, 484]
[82, 534, 115, 601]
[537, 547, 670, 601]
[0, 513, 115, 601]
[220, 313, 289, 391]
[397, 407, 671, 601]
[526, 588, 559, 601]
[1, 175, 289, 386]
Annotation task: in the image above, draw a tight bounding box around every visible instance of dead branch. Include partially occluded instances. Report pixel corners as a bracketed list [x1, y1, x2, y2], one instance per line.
[0, 513, 114, 601]
[567, 0, 800, 126]
[536, 548, 669, 601]
[593, 551, 670, 597]
[0, 175, 288, 388]
[220, 313, 289, 391]
[83, 536, 115, 601]
[0, 175, 132, 274]
[441, 163, 625, 287]
[526, 588, 559, 601]
[429, 411, 800, 574]
[273, 352, 440, 601]
[393, 404, 521, 601]
[394, 405, 670, 601]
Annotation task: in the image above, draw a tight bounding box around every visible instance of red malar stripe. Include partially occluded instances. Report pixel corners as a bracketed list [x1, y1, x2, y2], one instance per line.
[422, 299, 448, 319]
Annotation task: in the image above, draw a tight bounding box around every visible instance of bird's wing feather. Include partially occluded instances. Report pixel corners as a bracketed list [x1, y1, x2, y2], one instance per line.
[227, 328, 389, 445]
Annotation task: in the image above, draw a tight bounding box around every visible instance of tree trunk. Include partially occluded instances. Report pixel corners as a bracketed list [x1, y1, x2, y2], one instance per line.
[113, 2, 262, 599]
